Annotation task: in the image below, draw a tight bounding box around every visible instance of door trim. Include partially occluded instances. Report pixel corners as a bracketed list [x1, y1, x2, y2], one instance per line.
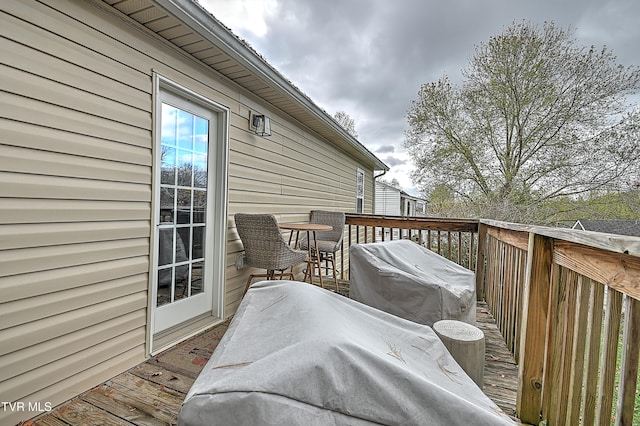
[147, 73, 229, 354]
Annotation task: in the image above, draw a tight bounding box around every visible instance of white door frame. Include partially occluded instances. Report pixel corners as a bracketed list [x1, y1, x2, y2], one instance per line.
[147, 74, 228, 352]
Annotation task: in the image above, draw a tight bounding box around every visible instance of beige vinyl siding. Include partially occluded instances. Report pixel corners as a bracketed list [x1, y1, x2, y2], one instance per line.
[0, 0, 377, 422]
[1, 1, 154, 422]
[226, 107, 376, 311]
[229, 108, 368, 213]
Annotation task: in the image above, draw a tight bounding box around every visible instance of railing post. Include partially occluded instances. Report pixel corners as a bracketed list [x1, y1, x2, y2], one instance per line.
[616, 296, 640, 425]
[475, 222, 488, 301]
[516, 232, 553, 424]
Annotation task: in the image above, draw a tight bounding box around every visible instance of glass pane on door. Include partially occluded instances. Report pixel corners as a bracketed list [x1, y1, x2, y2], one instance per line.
[157, 103, 209, 307]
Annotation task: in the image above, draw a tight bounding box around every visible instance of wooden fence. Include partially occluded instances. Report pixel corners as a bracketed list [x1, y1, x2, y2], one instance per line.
[479, 220, 640, 425]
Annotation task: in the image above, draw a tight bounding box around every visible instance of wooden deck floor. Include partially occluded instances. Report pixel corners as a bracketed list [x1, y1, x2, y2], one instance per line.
[29, 298, 522, 425]
[476, 301, 521, 423]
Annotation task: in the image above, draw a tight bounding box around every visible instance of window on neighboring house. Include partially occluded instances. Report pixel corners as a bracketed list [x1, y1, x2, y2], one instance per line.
[356, 168, 364, 213]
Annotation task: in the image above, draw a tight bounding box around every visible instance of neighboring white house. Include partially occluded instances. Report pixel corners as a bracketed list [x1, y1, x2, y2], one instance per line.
[375, 180, 402, 216]
[374, 181, 428, 240]
[400, 189, 428, 217]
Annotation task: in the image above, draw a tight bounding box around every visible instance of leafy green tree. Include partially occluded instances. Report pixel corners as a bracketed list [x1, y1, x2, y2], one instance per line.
[543, 186, 640, 224]
[405, 21, 640, 223]
[426, 184, 469, 217]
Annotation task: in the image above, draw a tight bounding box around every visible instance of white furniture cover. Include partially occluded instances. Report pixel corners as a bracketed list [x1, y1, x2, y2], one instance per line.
[349, 240, 476, 326]
[178, 280, 513, 425]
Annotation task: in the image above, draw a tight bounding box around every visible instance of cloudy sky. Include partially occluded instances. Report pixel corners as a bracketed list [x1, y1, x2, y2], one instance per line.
[199, 0, 640, 195]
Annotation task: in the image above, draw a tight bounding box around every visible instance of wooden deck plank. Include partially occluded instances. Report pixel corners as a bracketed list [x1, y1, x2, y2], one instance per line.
[129, 361, 196, 394]
[51, 398, 134, 426]
[476, 301, 521, 422]
[91, 372, 184, 425]
[31, 414, 75, 426]
[79, 385, 173, 426]
[30, 299, 524, 425]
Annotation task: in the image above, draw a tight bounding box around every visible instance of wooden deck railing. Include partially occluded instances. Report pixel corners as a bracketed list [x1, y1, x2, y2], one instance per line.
[340, 213, 480, 278]
[478, 219, 640, 425]
[339, 213, 640, 425]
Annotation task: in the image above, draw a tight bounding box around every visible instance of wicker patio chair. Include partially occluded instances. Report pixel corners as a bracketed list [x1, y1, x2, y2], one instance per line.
[298, 210, 345, 290]
[234, 213, 308, 294]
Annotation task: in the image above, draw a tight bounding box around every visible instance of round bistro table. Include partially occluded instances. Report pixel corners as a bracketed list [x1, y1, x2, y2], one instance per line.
[279, 223, 332, 288]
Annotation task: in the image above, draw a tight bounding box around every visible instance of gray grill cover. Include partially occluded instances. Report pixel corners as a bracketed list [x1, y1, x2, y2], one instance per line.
[178, 280, 513, 426]
[349, 240, 476, 326]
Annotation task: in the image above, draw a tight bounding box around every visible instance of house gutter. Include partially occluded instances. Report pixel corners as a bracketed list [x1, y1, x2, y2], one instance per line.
[156, 0, 389, 172]
[374, 169, 388, 180]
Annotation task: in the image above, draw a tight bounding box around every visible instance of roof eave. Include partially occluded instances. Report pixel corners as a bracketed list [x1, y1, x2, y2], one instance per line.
[155, 0, 389, 172]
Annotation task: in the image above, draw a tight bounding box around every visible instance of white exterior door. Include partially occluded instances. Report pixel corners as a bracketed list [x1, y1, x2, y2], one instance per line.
[152, 84, 227, 335]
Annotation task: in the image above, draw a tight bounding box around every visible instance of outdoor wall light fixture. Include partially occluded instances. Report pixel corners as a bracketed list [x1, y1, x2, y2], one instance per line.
[250, 112, 272, 137]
